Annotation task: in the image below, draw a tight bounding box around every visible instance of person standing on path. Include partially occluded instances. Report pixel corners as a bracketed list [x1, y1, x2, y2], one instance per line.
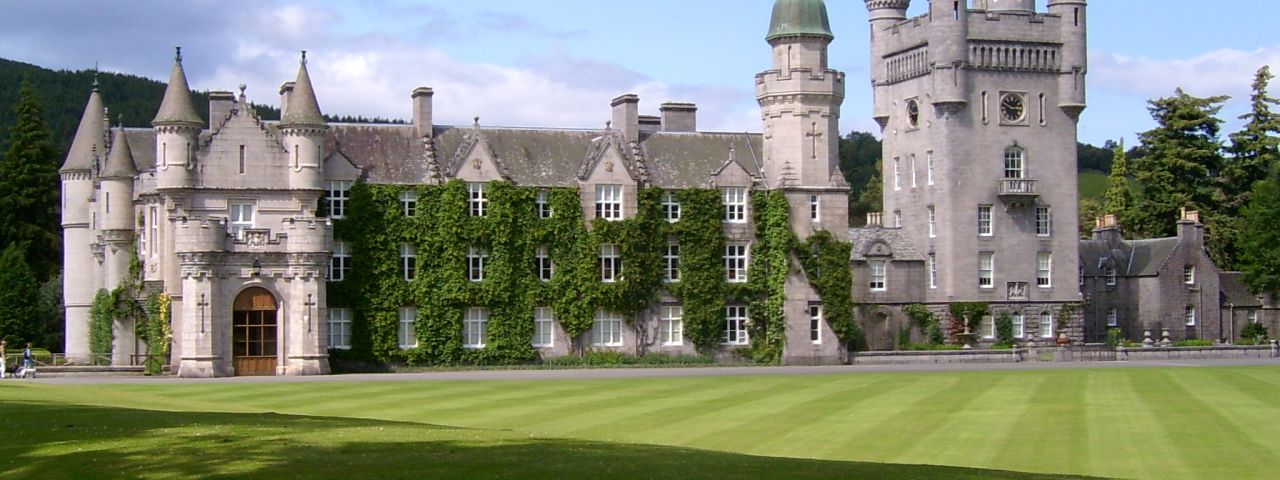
[22, 343, 33, 371]
[0, 341, 6, 379]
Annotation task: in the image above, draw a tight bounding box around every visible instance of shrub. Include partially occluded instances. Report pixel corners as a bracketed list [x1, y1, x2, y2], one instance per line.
[995, 313, 1015, 348]
[1174, 339, 1213, 347]
[1241, 323, 1269, 342]
[1106, 328, 1124, 348]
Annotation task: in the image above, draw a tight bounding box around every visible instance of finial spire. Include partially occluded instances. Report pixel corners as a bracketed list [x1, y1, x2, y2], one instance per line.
[176, 46, 183, 63]
[301, 50, 307, 65]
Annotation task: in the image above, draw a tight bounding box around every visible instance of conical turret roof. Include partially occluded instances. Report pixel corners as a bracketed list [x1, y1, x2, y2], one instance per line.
[767, 0, 834, 42]
[61, 83, 105, 172]
[101, 126, 138, 179]
[280, 52, 327, 128]
[152, 47, 204, 127]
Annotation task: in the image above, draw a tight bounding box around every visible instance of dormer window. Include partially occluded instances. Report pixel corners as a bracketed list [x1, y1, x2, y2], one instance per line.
[326, 181, 352, 219]
[596, 185, 622, 221]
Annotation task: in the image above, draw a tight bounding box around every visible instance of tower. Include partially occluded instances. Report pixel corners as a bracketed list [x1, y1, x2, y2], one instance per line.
[153, 47, 203, 191]
[60, 81, 105, 363]
[865, 0, 1087, 338]
[278, 51, 327, 193]
[100, 126, 139, 365]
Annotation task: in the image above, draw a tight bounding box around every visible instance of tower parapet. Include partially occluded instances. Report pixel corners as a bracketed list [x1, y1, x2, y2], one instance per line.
[173, 216, 228, 253]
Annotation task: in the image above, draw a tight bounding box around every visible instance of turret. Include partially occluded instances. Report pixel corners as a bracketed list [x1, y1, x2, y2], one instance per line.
[153, 47, 204, 190]
[974, 0, 1035, 12]
[61, 81, 106, 363]
[928, 0, 969, 109]
[1048, 0, 1088, 118]
[767, 0, 835, 70]
[864, 0, 910, 127]
[278, 51, 327, 191]
[100, 125, 138, 232]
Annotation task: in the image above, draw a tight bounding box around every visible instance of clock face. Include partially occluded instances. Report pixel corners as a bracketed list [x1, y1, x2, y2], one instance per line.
[906, 99, 920, 128]
[1001, 93, 1026, 123]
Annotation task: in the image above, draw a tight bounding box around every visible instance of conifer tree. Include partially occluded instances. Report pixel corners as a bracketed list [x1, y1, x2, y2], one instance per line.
[1225, 66, 1280, 210]
[1241, 166, 1280, 296]
[0, 80, 61, 281]
[0, 243, 43, 345]
[1130, 89, 1228, 238]
[1102, 140, 1134, 231]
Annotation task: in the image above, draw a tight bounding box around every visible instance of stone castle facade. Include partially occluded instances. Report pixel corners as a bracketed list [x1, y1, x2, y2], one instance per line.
[58, 0, 1275, 377]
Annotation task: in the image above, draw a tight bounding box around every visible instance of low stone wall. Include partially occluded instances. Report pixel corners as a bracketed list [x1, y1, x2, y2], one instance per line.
[1119, 345, 1275, 361]
[852, 349, 1027, 365]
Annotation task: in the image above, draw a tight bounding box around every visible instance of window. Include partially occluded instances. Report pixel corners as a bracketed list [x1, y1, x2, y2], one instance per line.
[910, 154, 918, 188]
[592, 309, 624, 347]
[1012, 313, 1025, 339]
[536, 245, 554, 282]
[331, 242, 351, 282]
[468, 182, 488, 217]
[1106, 266, 1117, 286]
[468, 246, 489, 282]
[1106, 308, 1118, 327]
[600, 243, 621, 283]
[1185, 306, 1197, 326]
[1248, 310, 1259, 324]
[894, 210, 903, 228]
[148, 207, 159, 258]
[664, 243, 681, 283]
[928, 206, 937, 238]
[979, 252, 994, 288]
[229, 203, 254, 240]
[398, 306, 418, 349]
[928, 253, 939, 289]
[536, 189, 553, 219]
[138, 207, 147, 256]
[327, 181, 352, 219]
[723, 306, 749, 345]
[723, 187, 748, 223]
[400, 243, 417, 281]
[978, 205, 993, 237]
[1184, 265, 1196, 285]
[906, 98, 920, 128]
[328, 308, 352, 349]
[869, 260, 887, 292]
[810, 195, 821, 223]
[1004, 147, 1025, 179]
[533, 307, 555, 347]
[662, 191, 680, 222]
[1080, 264, 1085, 287]
[809, 305, 823, 344]
[660, 306, 683, 346]
[1040, 312, 1054, 338]
[596, 184, 622, 221]
[927, 151, 935, 186]
[105, 192, 110, 214]
[1036, 207, 1052, 237]
[981, 315, 995, 339]
[893, 157, 902, 191]
[238, 145, 246, 175]
[1037, 253, 1052, 288]
[401, 191, 418, 217]
[725, 244, 749, 283]
[463, 307, 489, 349]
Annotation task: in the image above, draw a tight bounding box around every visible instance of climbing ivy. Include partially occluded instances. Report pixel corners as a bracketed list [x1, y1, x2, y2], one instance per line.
[88, 289, 117, 365]
[796, 230, 859, 350]
[668, 189, 728, 352]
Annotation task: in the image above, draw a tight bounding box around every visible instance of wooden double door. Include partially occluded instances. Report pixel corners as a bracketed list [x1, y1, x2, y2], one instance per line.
[233, 287, 278, 376]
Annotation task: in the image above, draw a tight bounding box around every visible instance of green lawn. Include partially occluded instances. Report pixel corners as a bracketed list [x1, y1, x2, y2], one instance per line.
[2, 367, 1278, 479]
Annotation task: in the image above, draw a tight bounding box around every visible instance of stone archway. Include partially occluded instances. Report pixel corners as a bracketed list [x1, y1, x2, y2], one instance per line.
[232, 287, 278, 376]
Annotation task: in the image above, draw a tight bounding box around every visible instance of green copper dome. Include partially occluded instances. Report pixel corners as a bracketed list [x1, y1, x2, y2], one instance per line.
[767, 0, 834, 42]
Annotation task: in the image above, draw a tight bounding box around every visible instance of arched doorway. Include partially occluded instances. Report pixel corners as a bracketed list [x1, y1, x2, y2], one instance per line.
[232, 287, 278, 376]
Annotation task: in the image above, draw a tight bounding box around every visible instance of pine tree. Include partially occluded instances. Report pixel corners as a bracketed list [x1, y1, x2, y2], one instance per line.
[1102, 140, 1134, 231]
[1225, 66, 1280, 211]
[1130, 89, 1229, 238]
[0, 243, 43, 346]
[1241, 166, 1280, 296]
[0, 80, 62, 281]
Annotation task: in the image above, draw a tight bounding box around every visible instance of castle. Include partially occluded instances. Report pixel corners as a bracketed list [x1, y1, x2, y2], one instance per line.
[57, 1, 1274, 377]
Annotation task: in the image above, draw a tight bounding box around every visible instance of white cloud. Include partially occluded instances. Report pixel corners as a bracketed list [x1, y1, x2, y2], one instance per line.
[1090, 46, 1280, 99]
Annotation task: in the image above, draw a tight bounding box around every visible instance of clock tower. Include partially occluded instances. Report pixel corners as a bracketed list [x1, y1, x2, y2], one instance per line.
[864, 0, 1087, 336]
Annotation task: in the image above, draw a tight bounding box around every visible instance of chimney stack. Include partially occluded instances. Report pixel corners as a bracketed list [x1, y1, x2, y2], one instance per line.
[412, 87, 434, 139]
[279, 82, 295, 120]
[208, 91, 235, 132]
[1092, 214, 1122, 245]
[1177, 208, 1203, 245]
[659, 102, 697, 132]
[611, 94, 640, 144]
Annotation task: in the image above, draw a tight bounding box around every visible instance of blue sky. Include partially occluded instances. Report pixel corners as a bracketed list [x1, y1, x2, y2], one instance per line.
[1, 0, 1276, 146]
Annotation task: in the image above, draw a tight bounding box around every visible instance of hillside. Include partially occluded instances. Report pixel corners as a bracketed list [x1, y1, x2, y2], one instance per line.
[1079, 170, 1108, 201]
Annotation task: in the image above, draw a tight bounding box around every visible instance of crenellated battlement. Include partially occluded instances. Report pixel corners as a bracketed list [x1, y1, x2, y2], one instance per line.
[174, 216, 229, 253]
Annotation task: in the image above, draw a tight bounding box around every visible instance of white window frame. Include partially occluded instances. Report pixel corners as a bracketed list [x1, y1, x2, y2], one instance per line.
[229, 202, 255, 240]
[979, 252, 995, 289]
[1037, 252, 1052, 288]
[809, 305, 823, 345]
[398, 306, 418, 349]
[1107, 308, 1118, 327]
[536, 189, 553, 219]
[464, 307, 489, 349]
[928, 253, 939, 290]
[869, 260, 887, 292]
[664, 242, 681, 283]
[981, 315, 995, 339]
[660, 306, 684, 346]
[148, 206, 159, 258]
[1106, 266, 1118, 286]
[927, 151, 935, 186]
[533, 307, 555, 348]
[978, 205, 993, 237]
[1185, 306, 1197, 326]
[1247, 310, 1259, 324]
[810, 195, 821, 223]
[400, 243, 417, 282]
[467, 246, 489, 282]
[401, 191, 418, 218]
[928, 206, 937, 238]
[536, 245, 554, 282]
[327, 181, 353, 219]
[592, 309, 624, 347]
[331, 241, 351, 282]
[894, 210, 903, 229]
[1004, 147, 1025, 179]
[1040, 312, 1055, 338]
[468, 182, 488, 217]
[662, 191, 680, 223]
[723, 187, 748, 223]
[910, 154, 918, 188]
[893, 157, 902, 191]
[725, 243, 749, 283]
[1184, 265, 1196, 285]
[328, 308, 352, 350]
[1036, 207, 1053, 237]
[596, 184, 623, 221]
[723, 306, 750, 346]
[1012, 313, 1025, 339]
[600, 243, 621, 283]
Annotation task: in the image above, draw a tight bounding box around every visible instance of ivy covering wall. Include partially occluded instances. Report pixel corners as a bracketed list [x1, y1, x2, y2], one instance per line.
[329, 180, 857, 365]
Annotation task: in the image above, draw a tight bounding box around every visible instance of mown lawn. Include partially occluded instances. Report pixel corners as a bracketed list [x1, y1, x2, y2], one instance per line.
[2, 366, 1277, 479]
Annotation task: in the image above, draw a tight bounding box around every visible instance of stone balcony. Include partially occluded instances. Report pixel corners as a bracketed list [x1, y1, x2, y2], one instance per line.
[998, 178, 1038, 206]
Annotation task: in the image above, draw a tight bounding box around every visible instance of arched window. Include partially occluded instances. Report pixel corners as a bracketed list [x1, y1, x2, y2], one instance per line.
[1004, 146, 1025, 179]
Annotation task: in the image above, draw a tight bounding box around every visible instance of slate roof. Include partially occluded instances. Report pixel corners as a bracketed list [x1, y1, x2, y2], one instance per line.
[1079, 236, 1180, 277]
[152, 57, 204, 127]
[100, 128, 138, 179]
[1220, 272, 1263, 308]
[124, 128, 157, 172]
[848, 227, 924, 262]
[62, 87, 105, 172]
[644, 132, 763, 188]
[280, 60, 327, 128]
